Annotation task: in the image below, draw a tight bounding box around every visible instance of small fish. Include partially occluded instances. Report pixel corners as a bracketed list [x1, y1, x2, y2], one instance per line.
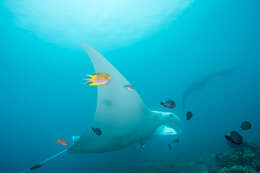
[124, 84, 135, 91]
[160, 100, 176, 109]
[140, 142, 145, 150]
[186, 112, 192, 120]
[168, 144, 172, 150]
[30, 164, 42, 170]
[225, 131, 243, 145]
[92, 127, 102, 136]
[240, 121, 252, 130]
[173, 138, 180, 143]
[56, 139, 67, 146]
[84, 73, 111, 86]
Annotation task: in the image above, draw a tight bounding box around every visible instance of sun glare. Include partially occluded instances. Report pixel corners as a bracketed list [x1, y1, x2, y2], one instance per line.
[6, 0, 192, 50]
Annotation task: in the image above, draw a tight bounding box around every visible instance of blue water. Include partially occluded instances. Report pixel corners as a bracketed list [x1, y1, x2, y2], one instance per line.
[0, 0, 259, 172]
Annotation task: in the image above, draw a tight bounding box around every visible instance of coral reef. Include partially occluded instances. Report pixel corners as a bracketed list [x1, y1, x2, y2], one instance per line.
[218, 166, 257, 173]
[208, 143, 260, 173]
[122, 142, 260, 173]
[127, 158, 207, 173]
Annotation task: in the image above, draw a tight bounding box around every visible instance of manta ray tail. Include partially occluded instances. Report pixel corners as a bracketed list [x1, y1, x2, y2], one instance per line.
[20, 148, 68, 173]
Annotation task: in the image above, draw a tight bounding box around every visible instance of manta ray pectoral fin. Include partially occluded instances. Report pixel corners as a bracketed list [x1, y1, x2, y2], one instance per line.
[68, 44, 148, 153]
[154, 125, 178, 136]
[21, 44, 148, 172]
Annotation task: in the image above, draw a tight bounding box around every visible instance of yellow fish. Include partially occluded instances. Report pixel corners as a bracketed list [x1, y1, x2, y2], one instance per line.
[84, 73, 111, 86]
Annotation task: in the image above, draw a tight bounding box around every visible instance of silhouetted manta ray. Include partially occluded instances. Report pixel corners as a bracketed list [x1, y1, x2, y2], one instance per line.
[21, 45, 181, 172]
[182, 67, 237, 113]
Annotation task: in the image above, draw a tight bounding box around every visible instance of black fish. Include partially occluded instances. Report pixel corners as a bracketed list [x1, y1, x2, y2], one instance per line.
[240, 121, 252, 130]
[160, 100, 176, 109]
[124, 84, 135, 91]
[92, 128, 102, 136]
[225, 131, 243, 145]
[168, 144, 172, 150]
[140, 141, 145, 150]
[186, 112, 192, 120]
[30, 164, 42, 170]
[173, 138, 180, 143]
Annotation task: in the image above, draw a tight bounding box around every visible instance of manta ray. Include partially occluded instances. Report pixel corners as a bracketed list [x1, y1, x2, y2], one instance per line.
[22, 45, 181, 172]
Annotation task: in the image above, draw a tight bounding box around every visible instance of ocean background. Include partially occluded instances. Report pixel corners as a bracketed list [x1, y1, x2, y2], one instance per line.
[0, 0, 259, 172]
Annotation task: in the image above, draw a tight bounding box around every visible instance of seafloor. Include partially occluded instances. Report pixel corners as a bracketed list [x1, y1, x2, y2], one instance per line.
[124, 143, 260, 173]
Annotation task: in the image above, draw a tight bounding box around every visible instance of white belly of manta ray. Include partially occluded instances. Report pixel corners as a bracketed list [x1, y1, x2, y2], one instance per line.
[22, 45, 181, 172]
